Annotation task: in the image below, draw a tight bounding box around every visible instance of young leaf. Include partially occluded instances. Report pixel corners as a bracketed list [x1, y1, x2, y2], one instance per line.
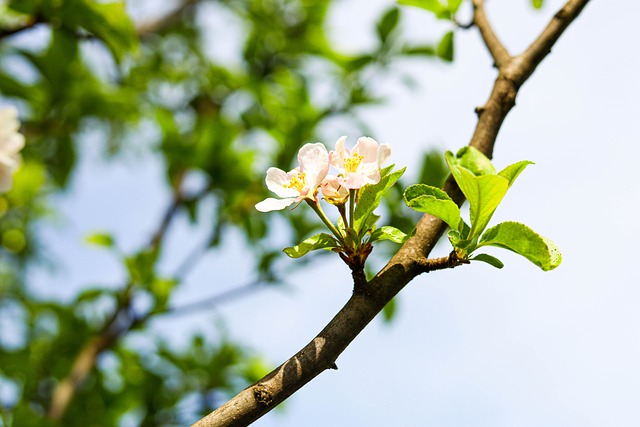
[446, 147, 496, 176]
[470, 253, 504, 269]
[369, 226, 408, 244]
[436, 31, 454, 62]
[531, 0, 544, 9]
[353, 166, 406, 234]
[283, 233, 340, 259]
[498, 160, 534, 188]
[478, 221, 562, 271]
[404, 184, 460, 229]
[376, 7, 400, 43]
[447, 162, 508, 240]
[471, 174, 509, 238]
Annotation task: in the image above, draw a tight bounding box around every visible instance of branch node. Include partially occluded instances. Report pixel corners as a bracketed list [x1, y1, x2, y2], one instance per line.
[253, 385, 273, 407]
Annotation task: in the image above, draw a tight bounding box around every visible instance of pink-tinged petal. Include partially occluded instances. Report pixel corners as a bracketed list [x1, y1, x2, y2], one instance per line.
[265, 167, 299, 198]
[341, 172, 367, 190]
[255, 197, 296, 212]
[377, 143, 391, 167]
[353, 137, 379, 164]
[298, 142, 329, 189]
[1, 133, 25, 154]
[330, 136, 349, 170]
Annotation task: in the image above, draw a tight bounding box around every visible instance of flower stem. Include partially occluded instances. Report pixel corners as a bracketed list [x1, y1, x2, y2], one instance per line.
[307, 199, 344, 244]
[348, 189, 356, 229]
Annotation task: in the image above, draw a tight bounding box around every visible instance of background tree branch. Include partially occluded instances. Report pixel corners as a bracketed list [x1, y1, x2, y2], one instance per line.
[191, 0, 591, 425]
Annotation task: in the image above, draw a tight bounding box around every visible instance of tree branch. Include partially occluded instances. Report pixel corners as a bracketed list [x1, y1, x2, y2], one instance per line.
[191, 1, 591, 425]
[472, 0, 511, 68]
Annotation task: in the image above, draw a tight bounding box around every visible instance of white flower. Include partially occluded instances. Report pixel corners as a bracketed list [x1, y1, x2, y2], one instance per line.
[255, 142, 330, 212]
[0, 106, 25, 193]
[320, 175, 349, 206]
[330, 136, 391, 189]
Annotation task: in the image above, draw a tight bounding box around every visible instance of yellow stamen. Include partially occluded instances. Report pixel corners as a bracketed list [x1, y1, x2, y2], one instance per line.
[343, 154, 364, 173]
[285, 172, 306, 192]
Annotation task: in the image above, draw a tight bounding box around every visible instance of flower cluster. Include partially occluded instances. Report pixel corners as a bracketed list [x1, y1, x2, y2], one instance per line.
[255, 136, 390, 212]
[0, 106, 25, 193]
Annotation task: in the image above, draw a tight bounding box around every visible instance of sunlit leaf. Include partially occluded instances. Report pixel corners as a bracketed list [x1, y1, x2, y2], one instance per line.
[283, 233, 340, 258]
[404, 184, 460, 229]
[478, 221, 562, 271]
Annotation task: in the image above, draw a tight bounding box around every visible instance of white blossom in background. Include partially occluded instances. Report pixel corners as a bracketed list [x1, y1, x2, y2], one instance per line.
[0, 106, 25, 193]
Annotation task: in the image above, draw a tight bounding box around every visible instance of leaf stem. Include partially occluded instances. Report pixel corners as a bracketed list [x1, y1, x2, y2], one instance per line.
[307, 199, 344, 244]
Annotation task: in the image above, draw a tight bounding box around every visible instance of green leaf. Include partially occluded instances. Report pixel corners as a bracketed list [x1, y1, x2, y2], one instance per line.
[447, 0, 464, 14]
[446, 147, 496, 176]
[369, 226, 408, 244]
[404, 184, 460, 229]
[436, 31, 454, 62]
[376, 7, 400, 43]
[62, 0, 138, 63]
[382, 297, 397, 323]
[353, 166, 406, 234]
[531, 0, 544, 9]
[478, 221, 562, 271]
[470, 253, 504, 269]
[398, 0, 450, 19]
[498, 160, 534, 187]
[283, 233, 340, 259]
[448, 162, 509, 239]
[84, 232, 115, 248]
[418, 149, 448, 188]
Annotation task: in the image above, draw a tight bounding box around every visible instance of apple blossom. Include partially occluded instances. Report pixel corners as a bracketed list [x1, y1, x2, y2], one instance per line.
[330, 136, 391, 189]
[255, 142, 330, 212]
[0, 106, 25, 193]
[320, 175, 349, 206]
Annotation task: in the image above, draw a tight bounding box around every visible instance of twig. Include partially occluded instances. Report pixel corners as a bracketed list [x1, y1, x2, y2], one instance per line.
[191, 1, 591, 425]
[472, 0, 511, 68]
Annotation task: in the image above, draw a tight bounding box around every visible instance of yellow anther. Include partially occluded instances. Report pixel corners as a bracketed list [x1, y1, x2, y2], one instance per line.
[343, 154, 364, 173]
[285, 172, 306, 192]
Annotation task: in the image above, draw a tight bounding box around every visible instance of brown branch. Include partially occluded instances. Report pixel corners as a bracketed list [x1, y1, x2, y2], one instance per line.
[472, 0, 511, 68]
[190, 1, 591, 425]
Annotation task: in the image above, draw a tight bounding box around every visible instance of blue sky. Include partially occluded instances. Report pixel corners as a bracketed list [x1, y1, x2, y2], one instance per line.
[27, 0, 640, 426]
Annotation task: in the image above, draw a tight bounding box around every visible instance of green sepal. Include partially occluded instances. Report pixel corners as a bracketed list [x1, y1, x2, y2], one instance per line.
[436, 31, 454, 62]
[283, 233, 340, 259]
[404, 183, 460, 229]
[369, 226, 408, 244]
[470, 253, 504, 269]
[478, 221, 562, 271]
[353, 165, 405, 235]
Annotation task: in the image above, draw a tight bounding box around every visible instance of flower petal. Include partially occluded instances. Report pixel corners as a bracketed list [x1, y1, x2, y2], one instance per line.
[330, 136, 349, 171]
[298, 142, 329, 189]
[341, 172, 367, 190]
[353, 137, 379, 164]
[265, 167, 299, 198]
[255, 197, 296, 212]
[378, 143, 391, 167]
